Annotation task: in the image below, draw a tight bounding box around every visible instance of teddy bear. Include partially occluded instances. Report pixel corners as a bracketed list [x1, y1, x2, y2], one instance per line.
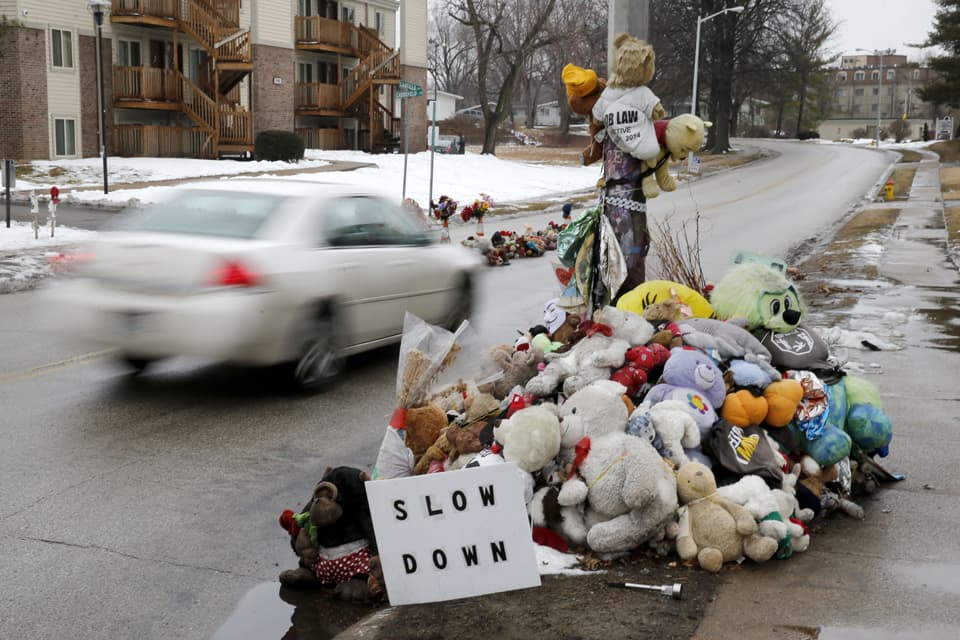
[643, 347, 725, 438]
[709, 261, 893, 466]
[675, 461, 779, 572]
[640, 114, 712, 199]
[562, 63, 608, 166]
[556, 379, 631, 455]
[617, 280, 716, 320]
[591, 34, 666, 166]
[628, 399, 701, 466]
[557, 431, 679, 554]
[593, 305, 656, 347]
[278, 466, 381, 601]
[676, 317, 782, 382]
[640, 297, 685, 348]
[524, 331, 630, 398]
[608, 343, 670, 397]
[493, 404, 562, 474]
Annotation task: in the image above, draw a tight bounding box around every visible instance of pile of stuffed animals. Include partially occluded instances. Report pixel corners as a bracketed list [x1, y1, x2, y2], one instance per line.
[461, 224, 564, 266]
[277, 259, 898, 603]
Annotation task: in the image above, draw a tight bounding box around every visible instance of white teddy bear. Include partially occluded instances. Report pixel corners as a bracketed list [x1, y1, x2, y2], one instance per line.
[593, 305, 655, 346]
[525, 334, 630, 398]
[493, 405, 561, 474]
[628, 400, 701, 466]
[558, 431, 678, 554]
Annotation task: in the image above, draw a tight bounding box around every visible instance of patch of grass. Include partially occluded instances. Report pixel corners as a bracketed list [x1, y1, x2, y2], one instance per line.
[877, 167, 916, 199]
[940, 167, 960, 200]
[893, 148, 924, 163]
[47, 166, 66, 178]
[929, 138, 960, 162]
[15, 164, 34, 178]
[945, 206, 960, 251]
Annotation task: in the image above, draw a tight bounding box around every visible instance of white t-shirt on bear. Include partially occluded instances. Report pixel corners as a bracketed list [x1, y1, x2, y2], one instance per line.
[592, 86, 661, 162]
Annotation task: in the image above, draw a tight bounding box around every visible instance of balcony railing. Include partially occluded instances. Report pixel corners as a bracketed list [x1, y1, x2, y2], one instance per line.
[114, 66, 180, 102]
[297, 128, 343, 150]
[112, 0, 178, 21]
[114, 124, 212, 158]
[295, 82, 340, 110]
[294, 15, 361, 51]
[219, 105, 251, 145]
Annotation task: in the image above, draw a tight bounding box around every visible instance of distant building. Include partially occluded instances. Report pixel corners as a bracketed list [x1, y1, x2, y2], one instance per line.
[818, 52, 943, 141]
[534, 100, 560, 127]
[0, 0, 429, 161]
[426, 89, 463, 121]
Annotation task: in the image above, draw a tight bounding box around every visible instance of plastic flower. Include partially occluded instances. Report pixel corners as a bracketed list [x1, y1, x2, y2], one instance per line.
[430, 195, 458, 221]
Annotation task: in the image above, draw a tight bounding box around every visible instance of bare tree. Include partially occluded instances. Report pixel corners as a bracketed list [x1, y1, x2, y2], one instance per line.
[428, 3, 476, 99]
[774, 0, 837, 137]
[446, 0, 558, 154]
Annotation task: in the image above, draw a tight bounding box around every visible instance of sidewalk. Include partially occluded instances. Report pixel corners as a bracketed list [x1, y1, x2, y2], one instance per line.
[691, 150, 960, 639]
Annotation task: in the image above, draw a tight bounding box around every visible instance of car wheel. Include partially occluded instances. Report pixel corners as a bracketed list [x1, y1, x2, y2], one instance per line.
[444, 273, 473, 331]
[290, 305, 345, 392]
[119, 354, 154, 374]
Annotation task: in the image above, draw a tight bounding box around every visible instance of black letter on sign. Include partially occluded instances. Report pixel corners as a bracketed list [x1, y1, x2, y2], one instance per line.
[393, 499, 407, 521]
[461, 545, 479, 567]
[478, 484, 495, 507]
[452, 490, 467, 511]
[432, 549, 448, 570]
[490, 540, 507, 563]
[426, 495, 443, 516]
[403, 554, 417, 574]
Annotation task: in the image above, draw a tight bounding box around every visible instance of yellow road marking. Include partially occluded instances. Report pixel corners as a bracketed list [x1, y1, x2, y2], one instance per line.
[0, 349, 114, 385]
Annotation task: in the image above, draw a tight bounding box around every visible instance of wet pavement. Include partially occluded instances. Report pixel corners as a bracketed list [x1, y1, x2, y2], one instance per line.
[690, 151, 960, 639]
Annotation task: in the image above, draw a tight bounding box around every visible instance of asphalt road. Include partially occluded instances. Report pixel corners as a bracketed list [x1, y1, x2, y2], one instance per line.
[0, 140, 901, 639]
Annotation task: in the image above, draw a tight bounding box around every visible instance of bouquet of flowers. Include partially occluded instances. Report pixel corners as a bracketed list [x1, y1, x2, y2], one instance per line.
[460, 193, 494, 222]
[431, 195, 458, 222]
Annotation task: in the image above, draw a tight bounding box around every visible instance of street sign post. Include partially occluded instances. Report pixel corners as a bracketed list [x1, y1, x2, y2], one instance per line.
[398, 81, 424, 199]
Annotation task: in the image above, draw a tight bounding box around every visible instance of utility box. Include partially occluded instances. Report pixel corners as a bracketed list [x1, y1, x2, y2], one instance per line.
[2, 159, 15, 189]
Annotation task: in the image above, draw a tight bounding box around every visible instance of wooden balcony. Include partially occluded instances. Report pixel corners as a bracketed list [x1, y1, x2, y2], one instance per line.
[114, 124, 213, 158]
[219, 104, 251, 146]
[297, 128, 343, 150]
[113, 66, 181, 107]
[111, 0, 178, 27]
[295, 15, 367, 55]
[295, 82, 342, 114]
[195, 0, 239, 28]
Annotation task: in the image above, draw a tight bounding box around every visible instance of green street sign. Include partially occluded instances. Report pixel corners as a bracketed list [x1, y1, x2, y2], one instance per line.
[399, 80, 422, 93]
[398, 86, 423, 99]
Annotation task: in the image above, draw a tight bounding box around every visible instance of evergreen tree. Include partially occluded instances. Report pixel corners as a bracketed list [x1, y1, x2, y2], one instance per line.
[917, 0, 960, 106]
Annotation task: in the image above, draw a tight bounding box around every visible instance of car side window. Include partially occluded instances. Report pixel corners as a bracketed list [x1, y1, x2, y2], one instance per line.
[324, 196, 427, 246]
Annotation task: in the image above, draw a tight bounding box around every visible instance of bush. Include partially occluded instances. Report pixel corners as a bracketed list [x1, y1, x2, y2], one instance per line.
[254, 130, 305, 162]
[797, 130, 820, 140]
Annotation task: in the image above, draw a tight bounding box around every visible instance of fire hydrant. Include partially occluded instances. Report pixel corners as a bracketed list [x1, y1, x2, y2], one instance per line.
[884, 180, 895, 201]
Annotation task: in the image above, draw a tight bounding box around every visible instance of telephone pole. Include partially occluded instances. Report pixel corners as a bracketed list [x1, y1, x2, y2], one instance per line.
[608, 0, 650, 71]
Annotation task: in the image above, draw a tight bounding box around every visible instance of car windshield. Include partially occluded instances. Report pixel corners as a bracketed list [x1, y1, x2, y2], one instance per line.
[111, 191, 286, 239]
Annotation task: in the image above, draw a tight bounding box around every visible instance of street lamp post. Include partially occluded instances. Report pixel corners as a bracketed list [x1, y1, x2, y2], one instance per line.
[86, 0, 111, 194]
[857, 47, 895, 147]
[690, 5, 744, 116]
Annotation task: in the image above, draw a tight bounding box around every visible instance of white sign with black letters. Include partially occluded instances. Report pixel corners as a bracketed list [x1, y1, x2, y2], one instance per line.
[365, 463, 541, 606]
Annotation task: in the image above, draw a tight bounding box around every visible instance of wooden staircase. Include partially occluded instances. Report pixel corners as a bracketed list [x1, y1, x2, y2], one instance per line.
[339, 26, 401, 153]
[177, 0, 253, 157]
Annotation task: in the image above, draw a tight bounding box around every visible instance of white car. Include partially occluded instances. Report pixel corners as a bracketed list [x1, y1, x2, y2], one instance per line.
[48, 180, 483, 390]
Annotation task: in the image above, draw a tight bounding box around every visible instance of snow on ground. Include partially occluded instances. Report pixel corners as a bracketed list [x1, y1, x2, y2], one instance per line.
[9, 149, 602, 215]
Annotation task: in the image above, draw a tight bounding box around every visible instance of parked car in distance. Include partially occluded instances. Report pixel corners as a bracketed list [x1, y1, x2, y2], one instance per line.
[45, 180, 483, 390]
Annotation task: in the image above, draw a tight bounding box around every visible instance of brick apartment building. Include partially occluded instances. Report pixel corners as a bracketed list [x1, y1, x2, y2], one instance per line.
[0, 0, 428, 161]
[818, 52, 945, 141]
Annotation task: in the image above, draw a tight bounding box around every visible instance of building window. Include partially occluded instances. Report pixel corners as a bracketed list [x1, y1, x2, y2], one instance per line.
[54, 118, 77, 156]
[118, 40, 142, 67]
[871, 70, 879, 80]
[838, 88, 847, 97]
[51, 29, 73, 68]
[871, 104, 878, 113]
[855, 71, 865, 81]
[853, 104, 861, 113]
[375, 11, 384, 36]
[913, 69, 921, 80]
[855, 88, 864, 96]
[298, 0, 312, 16]
[873, 87, 879, 96]
[837, 71, 847, 81]
[342, 6, 354, 23]
[887, 69, 895, 80]
[297, 61, 313, 83]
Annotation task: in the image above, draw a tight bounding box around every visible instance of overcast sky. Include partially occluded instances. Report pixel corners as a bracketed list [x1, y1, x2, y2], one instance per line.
[825, 0, 939, 60]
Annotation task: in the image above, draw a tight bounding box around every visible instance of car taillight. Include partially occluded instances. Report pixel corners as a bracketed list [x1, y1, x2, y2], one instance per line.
[211, 260, 261, 287]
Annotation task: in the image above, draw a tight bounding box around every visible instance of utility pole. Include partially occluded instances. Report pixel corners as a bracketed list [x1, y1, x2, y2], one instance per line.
[607, 0, 649, 72]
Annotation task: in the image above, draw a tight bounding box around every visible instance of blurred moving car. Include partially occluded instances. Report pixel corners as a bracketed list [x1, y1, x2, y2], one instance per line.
[47, 180, 482, 390]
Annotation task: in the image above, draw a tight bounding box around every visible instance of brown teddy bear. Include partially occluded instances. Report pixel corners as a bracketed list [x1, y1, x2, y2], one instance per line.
[562, 63, 608, 166]
[641, 114, 711, 199]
